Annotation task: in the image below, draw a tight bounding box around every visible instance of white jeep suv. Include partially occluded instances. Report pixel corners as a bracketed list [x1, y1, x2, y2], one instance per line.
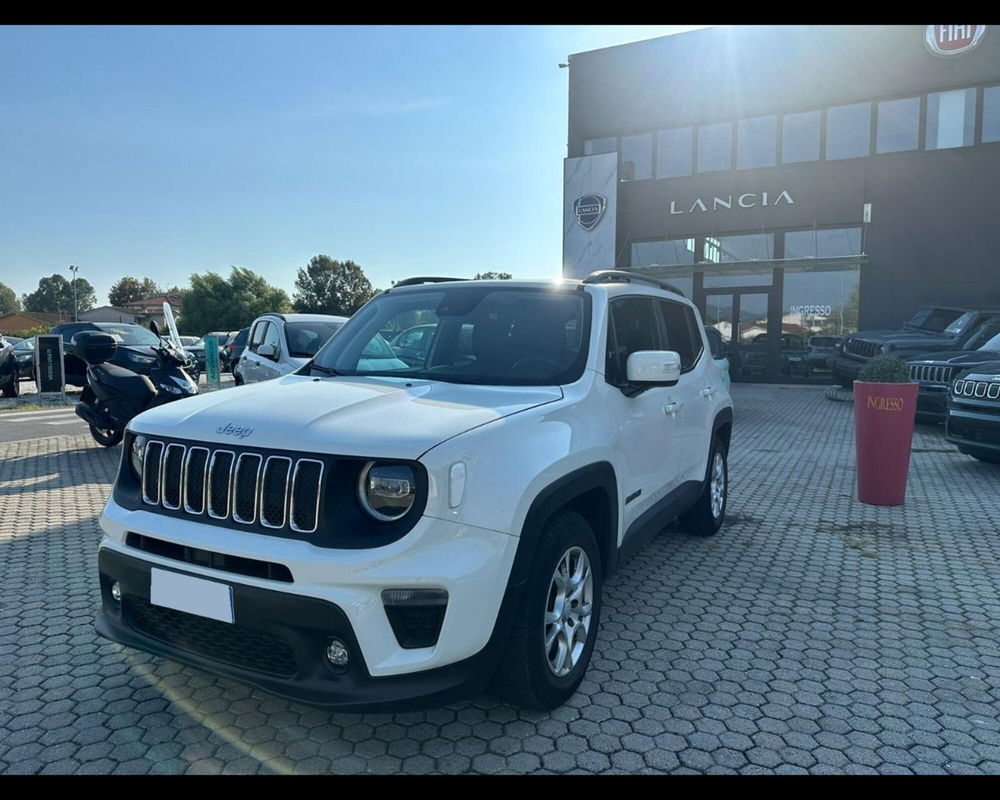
[234, 313, 347, 385]
[95, 272, 734, 711]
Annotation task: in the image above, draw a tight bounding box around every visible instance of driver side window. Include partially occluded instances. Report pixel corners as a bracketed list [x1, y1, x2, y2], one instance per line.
[249, 321, 267, 353]
[606, 297, 661, 385]
[262, 322, 281, 358]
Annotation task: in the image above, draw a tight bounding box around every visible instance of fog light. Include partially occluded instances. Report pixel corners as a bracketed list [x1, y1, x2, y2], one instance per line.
[111, 581, 122, 602]
[325, 639, 350, 667]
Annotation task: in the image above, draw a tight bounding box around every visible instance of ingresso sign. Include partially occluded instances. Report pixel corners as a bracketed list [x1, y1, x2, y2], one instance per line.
[924, 25, 986, 57]
[34, 334, 65, 395]
[669, 190, 795, 216]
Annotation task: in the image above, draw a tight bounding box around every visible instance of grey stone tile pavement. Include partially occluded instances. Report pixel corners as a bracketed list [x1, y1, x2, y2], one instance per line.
[1, 384, 999, 774]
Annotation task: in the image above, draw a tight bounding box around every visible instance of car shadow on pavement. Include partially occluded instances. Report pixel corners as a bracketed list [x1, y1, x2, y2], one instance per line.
[0, 444, 120, 497]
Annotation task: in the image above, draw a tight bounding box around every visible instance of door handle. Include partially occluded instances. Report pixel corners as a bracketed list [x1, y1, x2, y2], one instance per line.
[663, 401, 681, 415]
[701, 386, 716, 398]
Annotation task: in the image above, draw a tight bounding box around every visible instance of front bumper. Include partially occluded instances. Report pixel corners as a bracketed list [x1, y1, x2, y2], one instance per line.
[831, 356, 862, 384]
[96, 497, 519, 710]
[96, 548, 498, 711]
[946, 405, 1000, 455]
[915, 387, 949, 421]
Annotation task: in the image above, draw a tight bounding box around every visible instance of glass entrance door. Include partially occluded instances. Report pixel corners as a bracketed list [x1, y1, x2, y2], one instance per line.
[703, 291, 779, 382]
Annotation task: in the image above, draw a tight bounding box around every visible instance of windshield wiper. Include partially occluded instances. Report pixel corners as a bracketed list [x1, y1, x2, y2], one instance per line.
[309, 364, 342, 376]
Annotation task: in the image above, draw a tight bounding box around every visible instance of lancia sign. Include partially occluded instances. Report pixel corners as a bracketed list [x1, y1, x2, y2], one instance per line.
[574, 194, 607, 231]
[925, 25, 986, 57]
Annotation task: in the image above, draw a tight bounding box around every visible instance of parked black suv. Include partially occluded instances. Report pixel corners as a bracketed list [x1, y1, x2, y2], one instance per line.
[832, 307, 999, 388]
[906, 317, 1000, 424]
[946, 362, 1000, 464]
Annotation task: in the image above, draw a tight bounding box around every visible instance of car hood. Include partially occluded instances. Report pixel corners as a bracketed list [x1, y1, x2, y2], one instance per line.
[129, 373, 564, 459]
[907, 349, 1000, 367]
[854, 331, 955, 347]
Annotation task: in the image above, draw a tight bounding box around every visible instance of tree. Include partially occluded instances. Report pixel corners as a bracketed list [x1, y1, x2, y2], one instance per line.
[22, 274, 96, 317]
[293, 256, 375, 315]
[0, 282, 20, 316]
[473, 271, 513, 280]
[180, 267, 291, 335]
[108, 276, 162, 308]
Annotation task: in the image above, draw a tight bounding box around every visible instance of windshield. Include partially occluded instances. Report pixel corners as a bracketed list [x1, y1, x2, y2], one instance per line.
[14, 339, 35, 351]
[95, 324, 161, 346]
[906, 307, 965, 333]
[286, 320, 344, 358]
[810, 336, 837, 347]
[974, 326, 1000, 352]
[310, 286, 591, 385]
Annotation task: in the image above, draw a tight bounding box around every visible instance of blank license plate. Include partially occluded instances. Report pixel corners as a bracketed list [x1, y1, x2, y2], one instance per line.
[150, 568, 234, 624]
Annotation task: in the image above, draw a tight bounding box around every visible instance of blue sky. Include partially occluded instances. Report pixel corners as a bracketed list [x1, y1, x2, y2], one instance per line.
[0, 25, 708, 305]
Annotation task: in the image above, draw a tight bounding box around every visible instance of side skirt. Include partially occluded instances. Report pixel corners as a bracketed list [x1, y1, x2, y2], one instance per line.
[614, 480, 702, 570]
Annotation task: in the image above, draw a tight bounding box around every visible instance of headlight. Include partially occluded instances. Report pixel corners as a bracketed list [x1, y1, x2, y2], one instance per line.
[358, 461, 416, 521]
[129, 434, 147, 477]
[128, 352, 156, 365]
[880, 344, 892, 353]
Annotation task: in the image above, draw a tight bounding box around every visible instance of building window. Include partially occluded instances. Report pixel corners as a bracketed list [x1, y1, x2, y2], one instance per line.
[631, 239, 696, 267]
[620, 133, 652, 181]
[782, 110, 821, 164]
[926, 88, 976, 150]
[583, 137, 617, 156]
[876, 97, 920, 153]
[697, 122, 733, 172]
[656, 127, 692, 178]
[784, 228, 862, 259]
[737, 115, 777, 169]
[984, 86, 1000, 144]
[825, 102, 871, 160]
[704, 233, 774, 264]
[783, 265, 860, 337]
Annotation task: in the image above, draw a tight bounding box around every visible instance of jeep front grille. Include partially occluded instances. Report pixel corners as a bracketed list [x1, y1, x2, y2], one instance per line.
[953, 379, 1000, 400]
[910, 364, 954, 385]
[140, 440, 323, 534]
[845, 338, 880, 359]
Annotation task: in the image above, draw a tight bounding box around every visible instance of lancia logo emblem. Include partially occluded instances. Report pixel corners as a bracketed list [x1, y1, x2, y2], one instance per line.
[925, 25, 986, 57]
[574, 194, 607, 231]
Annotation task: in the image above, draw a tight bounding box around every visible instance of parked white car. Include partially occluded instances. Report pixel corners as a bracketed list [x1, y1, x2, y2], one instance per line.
[234, 313, 347, 384]
[95, 272, 733, 711]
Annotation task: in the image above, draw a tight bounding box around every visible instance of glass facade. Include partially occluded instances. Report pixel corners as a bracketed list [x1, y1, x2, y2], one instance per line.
[630, 238, 696, 267]
[620, 133, 652, 181]
[737, 116, 777, 169]
[826, 102, 871, 160]
[697, 122, 733, 172]
[926, 88, 976, 150]
[876, 96, 920, 153]
[785, 228, 862, 259]
[656, 127, 692, 178]
[781, 110, 821, 164]
[704, 233, 774, 263]
[984, 86, 1000, 144]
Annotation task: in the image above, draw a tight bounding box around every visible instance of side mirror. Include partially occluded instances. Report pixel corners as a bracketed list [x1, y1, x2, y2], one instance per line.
[257, 343, 276, 359]
[626, 350, 681, 385]
[149, 320, 160, 336]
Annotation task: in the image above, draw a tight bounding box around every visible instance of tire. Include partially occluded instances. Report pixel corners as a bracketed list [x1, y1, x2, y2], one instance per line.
[2, 373, 19, 398]
[233, 372, 244, 386]
[679, 435, 728, 537]
[89, 423, 124, 447]
[491, 510, 603, 710]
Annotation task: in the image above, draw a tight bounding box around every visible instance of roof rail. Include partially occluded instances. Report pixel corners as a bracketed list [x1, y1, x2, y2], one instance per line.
[392, 277, 469, 288]
[582, 270, 686, 297]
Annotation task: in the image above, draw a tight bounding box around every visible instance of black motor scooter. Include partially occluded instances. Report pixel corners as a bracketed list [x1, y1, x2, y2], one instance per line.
[74, 321, 199, 447]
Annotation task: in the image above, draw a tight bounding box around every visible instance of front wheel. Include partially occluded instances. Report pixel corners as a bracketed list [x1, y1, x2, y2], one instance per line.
[2, 373, 20, 397]
[679, 436, 728, 537]
[491, 511, 603, 710]
[89, 423, 124, 447]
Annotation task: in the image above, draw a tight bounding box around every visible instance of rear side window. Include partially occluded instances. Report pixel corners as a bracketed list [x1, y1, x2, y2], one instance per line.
[606, 297, 661, 384]
[658, 300, 702, 370]
[249, 321, 267, 352]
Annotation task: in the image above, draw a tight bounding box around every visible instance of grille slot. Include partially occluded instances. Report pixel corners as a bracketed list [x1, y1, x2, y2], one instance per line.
[183, 447, 210, 514]
[161, 443, 185, 510]
[124, 596, 297, 677]
[140, 440, 324, 536]
[207, 450, 235, 519]
[290, 459, 323, 533]
[142, 441, 164, 505]
[233, 453, 263, 524]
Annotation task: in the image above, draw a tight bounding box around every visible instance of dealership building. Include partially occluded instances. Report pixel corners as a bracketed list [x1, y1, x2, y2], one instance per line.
[563, 25, 1000, 380]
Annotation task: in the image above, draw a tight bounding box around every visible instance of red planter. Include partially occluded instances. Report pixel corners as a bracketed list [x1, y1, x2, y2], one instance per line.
[853, 381, 919, 506]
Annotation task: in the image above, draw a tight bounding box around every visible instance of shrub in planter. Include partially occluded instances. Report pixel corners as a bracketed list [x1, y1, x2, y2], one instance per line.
[853, 355, 918, 506]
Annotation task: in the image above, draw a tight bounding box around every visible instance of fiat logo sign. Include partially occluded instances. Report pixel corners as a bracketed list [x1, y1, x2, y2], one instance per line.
[925, 25, 986, 56]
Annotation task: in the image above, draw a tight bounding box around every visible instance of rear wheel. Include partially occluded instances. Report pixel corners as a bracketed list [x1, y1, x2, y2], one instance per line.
[491, 510, 602, 710]
[679, 436, 728, 537]
[89, 423, 124, 447]
[2, 372, 19, 397]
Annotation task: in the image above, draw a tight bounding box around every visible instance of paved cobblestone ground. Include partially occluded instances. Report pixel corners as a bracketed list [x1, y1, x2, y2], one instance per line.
[2, 384, 1000, 774]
